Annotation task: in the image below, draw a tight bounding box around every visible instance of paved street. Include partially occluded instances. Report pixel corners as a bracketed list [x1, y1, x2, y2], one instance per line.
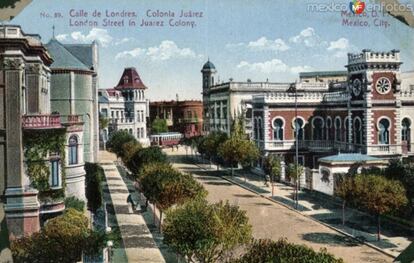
[167, 148, 393, 263]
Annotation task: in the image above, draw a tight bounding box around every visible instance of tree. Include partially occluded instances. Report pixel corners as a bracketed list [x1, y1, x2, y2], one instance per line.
[11, 209, 107, 263]
[163, 199, 252, 263]
[218, 136, 259, 176]
[99, 115, 109, 130]
[263, 155, 282, 196]
[120, 140, 141, 164]
[140, 164, 206, 230]
[353, 174, 408, 240]
[231, 238, 343, 263]
[287, 163, 304, 208]
[198, 131, 228, 167]
[106, 130, 138, 157]
[151, 116, 168, 134]
[85, 162, 105, 212]
[126, 146, 168, 177]
[334, 173, 355, 225]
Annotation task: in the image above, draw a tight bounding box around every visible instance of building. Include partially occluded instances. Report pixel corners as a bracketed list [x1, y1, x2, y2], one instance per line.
[250, 49, 414, 193]
[98, 67, 149, 146]
[149, 99, 203, 138]
[299, 71, 348, 83]
[45, 37, 99, 201]
[0, 25, 74, 238]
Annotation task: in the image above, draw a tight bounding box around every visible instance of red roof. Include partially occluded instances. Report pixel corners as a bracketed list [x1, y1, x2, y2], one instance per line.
[106, 88, 118, 97]
[114, 67, 147, 90]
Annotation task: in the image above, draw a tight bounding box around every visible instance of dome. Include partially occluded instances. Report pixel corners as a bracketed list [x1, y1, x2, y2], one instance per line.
[202, 60, 216, 70]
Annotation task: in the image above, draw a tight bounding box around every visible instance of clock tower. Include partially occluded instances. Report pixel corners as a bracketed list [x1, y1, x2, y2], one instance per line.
[346, 49, 402, 156]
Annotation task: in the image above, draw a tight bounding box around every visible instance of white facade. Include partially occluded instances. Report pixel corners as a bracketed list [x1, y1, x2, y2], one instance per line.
[99, 88, 149, 146]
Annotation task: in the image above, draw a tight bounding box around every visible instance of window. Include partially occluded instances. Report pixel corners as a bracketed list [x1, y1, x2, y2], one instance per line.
[335, 117, 342, 141]
[272, 118, 284, 141]
[294, 118, 304, 141]
[344, 117, 350, 143]
[51, 159, 60, 187]
[129, 128, 133, 135]
[378, 118, 390, 144]
[402, 118, 411, 142]
[326, 117, 332, 140]
[258, 118, 263, 140]
[68, 135, 78, 165]
[141, 128, 145, 138]
[312, 117, 324, 140]
[254, 118, 258, 140]
[354, 118, 362, 144]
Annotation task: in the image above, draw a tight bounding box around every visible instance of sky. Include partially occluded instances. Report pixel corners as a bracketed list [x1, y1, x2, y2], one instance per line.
[8, 0, 414, 100]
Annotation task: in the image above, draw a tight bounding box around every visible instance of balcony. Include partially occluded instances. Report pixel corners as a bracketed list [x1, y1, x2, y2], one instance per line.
[61, 115, 83, 125]
[22, 114, 62, 129]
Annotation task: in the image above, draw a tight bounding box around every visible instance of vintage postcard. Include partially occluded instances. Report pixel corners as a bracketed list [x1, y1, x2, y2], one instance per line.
[0, 1, 413, 262]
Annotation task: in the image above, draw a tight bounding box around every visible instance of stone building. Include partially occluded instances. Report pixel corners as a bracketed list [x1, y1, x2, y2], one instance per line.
[44, 37, 99, 201]
[0, 25, 67, 238]
[149, 99, 203, 138]
[98, 67, 149, 146]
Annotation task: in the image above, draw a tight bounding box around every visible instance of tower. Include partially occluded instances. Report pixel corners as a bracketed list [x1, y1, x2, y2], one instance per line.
[347, 49, 402, 157]
[201, 60, 216, 133]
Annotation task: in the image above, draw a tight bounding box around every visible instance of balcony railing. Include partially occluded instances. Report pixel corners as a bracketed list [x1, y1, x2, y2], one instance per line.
[22, 114, 62, 129]
[61, 115, 83, 125]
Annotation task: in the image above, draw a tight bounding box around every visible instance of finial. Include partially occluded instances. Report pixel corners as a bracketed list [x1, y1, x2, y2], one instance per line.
[52, 25, 55, 39]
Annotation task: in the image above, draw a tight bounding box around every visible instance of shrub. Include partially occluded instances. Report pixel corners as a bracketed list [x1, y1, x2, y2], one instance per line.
[85, 162, 105, 212]
[232, 238, 343, 263]
[163, 199, 252, 263]
[106, 130, 137, 157]
[11, 209, 107, 263]
[64, 196, 85, 212]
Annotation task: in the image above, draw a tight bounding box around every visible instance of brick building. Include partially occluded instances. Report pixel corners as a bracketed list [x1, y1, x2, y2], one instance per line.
[149, 100, 203, 138]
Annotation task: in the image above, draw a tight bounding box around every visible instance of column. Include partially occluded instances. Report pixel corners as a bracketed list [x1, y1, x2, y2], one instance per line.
[3, 58, 40, 239]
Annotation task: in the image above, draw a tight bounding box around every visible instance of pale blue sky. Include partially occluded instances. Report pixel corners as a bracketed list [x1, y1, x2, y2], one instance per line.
[9, 0, 414, 100]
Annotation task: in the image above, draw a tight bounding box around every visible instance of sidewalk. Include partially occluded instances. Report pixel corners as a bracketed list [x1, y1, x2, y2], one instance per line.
[190, 155, 412, 258]
[99, 151, 166, 263]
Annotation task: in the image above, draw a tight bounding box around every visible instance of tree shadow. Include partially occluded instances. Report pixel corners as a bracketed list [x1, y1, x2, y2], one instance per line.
[233, 194, 256, 198]
[205, 181, 233, 186]
[302, 232, 360, 247]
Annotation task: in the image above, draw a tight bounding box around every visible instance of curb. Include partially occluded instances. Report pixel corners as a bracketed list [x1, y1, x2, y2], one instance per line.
[189, 159, 397, 260]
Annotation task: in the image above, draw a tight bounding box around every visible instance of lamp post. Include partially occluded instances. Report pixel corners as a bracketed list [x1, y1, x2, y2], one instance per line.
[289, 82, 301, 210]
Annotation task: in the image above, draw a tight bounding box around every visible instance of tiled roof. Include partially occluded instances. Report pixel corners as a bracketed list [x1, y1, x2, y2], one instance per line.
[45, 39, 90, 71]
[202, 60, 216, 70]
[114, 67, 147, 90]
[64, 43, 94, 69]
[319, 153, 381, 163]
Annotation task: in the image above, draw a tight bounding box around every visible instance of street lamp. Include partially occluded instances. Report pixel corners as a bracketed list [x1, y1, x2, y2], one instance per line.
[288, 82, 302, 210]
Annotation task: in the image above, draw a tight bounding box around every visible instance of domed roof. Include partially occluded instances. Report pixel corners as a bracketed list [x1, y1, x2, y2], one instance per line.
[202, 60, 216, 70]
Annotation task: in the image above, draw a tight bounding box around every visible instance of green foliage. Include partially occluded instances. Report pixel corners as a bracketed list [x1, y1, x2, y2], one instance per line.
[126, 146, 168, 176]
[232, 238, 343, 263]
[287, 163, 304, 181]
[231, 115, 247, 139]
[23, 129, 66, 199]
[218, 136, 259, 173]
[263, 155, 282, 182]
[198, 131, 228, 161]
[85, 162, 105, 212]
[64, 196, 85, 212]
[140, 164, 206, 211]
[334, 174, 355, 203]
[353, 174, 408, 216]
[11, 209, 107, 263]
[106, 130, 138, 157]
[163, 199, 252, 263]
[99, 115, 109, 129]
[121, 140, 142, 164]
[151, 116, 168, 134]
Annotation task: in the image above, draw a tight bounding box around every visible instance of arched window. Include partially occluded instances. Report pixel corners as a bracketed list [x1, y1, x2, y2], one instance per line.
[312, 117, 324, 140]
[258, 118, 263, 140]
[326, 117, 332, 140]
[68, 135, 78, 165]
[293, 118, 304, 141]
[378, 118, 390, 144]
[272, 118, 284, 141]
[344, 117, 350, 143]
[129, 128, 133, 135]
[402, 118, 411, 142]
[335, 117, 341, 141]
[354, 118, 362, 145]
[254, 118, 258, 140]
